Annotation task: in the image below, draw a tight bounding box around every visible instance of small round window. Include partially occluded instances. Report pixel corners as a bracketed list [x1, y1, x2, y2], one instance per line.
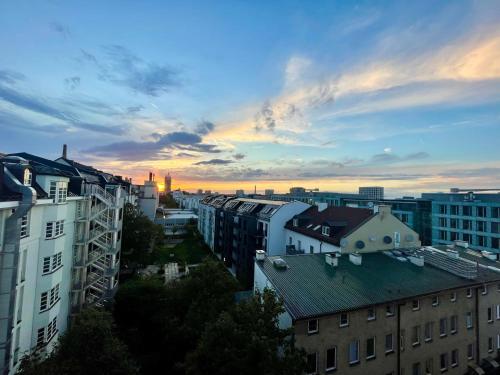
[355, 240, 365, 249]
[383, 235, 392, 244]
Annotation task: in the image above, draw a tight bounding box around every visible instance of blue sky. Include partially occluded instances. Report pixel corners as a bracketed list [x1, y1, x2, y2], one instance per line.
[0, 0, 499, 196]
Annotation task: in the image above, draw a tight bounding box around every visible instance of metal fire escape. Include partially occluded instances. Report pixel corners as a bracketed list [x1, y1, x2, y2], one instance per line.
[71, 184, 121, 313]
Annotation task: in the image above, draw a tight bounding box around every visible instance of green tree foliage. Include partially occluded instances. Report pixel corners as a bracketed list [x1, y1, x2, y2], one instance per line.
[17, 309, 138, 375]
[185, 289, 306, 375]
[113, 259, 239, 375]
[121, 203, 165, 265]
[159, 193, 178, 208]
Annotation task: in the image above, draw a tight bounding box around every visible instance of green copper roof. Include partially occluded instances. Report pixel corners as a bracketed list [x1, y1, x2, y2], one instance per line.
[257, 252, 500, 320]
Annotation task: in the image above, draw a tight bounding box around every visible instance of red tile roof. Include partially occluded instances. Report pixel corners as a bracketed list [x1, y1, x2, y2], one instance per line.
[285, 206, 373, 246]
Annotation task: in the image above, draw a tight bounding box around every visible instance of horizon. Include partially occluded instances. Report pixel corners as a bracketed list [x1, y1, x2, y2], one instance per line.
[1, 1, 500, 196]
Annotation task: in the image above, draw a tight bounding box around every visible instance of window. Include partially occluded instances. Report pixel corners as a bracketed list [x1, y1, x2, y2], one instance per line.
[450, 218, 458, 229]
[309, 245, 314, 254]
[440, 353, 448, 371]
[450, 315, 458, 334]
[463, 206, 472, 216]
[493, 222, 499, 234]
[366, 337, 376, 359]
[119, 208, 123, 220]
[20, 215, 29, 238]
[305, 353, 317, 374]
[439, 205, 447, 214]
[348, 340, 360, 364]
[466, 312, 473, 329]
[477, 220, 486, 232]
[425, 358, 433, 374]
[439, 230, 447, 240]
[339, 313, 349, 327]
[325, 347, 337, 372]
[49, 284, 59, 305]
[412, 325, 421, 346]
[46, 316, 57, 342]
[400, 329, 406, 352]
[467, 288, 473, 298]
[49, 181, 57, 199]
[488, 337, 494, 352]
[488, 307, 493, 322]
[439, 318, 447, 337]
[496, 305, 500, 320]
[42, 257, 51, 274]
[424, 322, 433, 342]
[386, 304, 395, 316]
[293, 218, 298, 227]
[45, 220, 64, 239]
[308, 319, 319, 334]
[477, 206, 486, 217]
[450, 205, 459, 215]
[493, 207, 500, 218]
[412, 299, 420, 311]
[298, 240, 302, 251]
[23, 168, 32, 186]
[36, 328, 45, 348]
[432, 296, 439, 307]
[462, 219, 472, 230]
[497, 334, 500, 350]
[54, 252, 62, 268]
[385, 333, 394, 353]
[450, 292, 456, 302]
[451, 349, 458, 367]
[412, 362, 421, 375]
[439, 217, 447, 227]
[467, 343, 474, 360]
[40, 292, 48, 311]
[322, 226, 330, 236]
[367, 308, 376, 321]
[45, 222, 53, 239]
[477, 235, 486, 247]
[49, 181, 68, 203]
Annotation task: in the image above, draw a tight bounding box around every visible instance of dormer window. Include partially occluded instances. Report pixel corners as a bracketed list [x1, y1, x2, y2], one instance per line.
[293, 218, 298, 227]
[23, 169, 32, 186]
[322, 226, 330, 236]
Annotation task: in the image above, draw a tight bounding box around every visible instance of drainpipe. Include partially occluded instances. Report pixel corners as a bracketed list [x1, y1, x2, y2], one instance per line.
[397, 303, 401, 375]
[475, 287, 479, 365]
[0, 162, 36, 375]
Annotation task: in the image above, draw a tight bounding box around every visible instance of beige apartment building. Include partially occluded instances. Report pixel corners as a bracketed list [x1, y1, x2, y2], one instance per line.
[254, 244, 500, 375]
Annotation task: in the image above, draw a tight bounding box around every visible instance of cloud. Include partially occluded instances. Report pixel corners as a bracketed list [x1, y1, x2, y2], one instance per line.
[64, 76, 80, 90]
[81, 45, 181, 96]
[50, 22, 71, 38]
[0, 81, 125, 135]
[85, 131, 221, 161]
[370, 151, 430, 164]
[254, 101, 276, 131]
[176, 152, 196, 158]
[194, 159, 234, 166]
[126, 105, 144, 114]
[285, 56, 312, 86]
[232, 153, 246, 160]
[0, 70, 25, 85]
[0, 111, 70, 134]
[195, 120, 215, 135]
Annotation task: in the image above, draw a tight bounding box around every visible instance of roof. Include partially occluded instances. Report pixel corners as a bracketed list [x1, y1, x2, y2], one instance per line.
[257, 252, 500, 320]
[433, 244, 500, 268]
[285, 206, 373, 246]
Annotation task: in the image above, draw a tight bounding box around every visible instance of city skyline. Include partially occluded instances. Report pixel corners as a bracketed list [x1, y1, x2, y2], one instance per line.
[1, 1, 500, 196]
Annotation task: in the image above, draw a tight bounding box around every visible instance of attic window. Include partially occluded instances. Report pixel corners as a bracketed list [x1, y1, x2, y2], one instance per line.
[322, 226, 330, 236]
[23, 169, 32, 186]
[293, 218, 298, 227]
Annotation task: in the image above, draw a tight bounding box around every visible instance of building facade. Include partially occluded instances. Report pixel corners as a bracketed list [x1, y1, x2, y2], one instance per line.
[255, 245, 500, 375]
[137, 175, 159, 220]
[359, 186, 384, 200]
[164, 173, 172, 194]
[0, 152, 127, 375]
[422, 192, 500, 255]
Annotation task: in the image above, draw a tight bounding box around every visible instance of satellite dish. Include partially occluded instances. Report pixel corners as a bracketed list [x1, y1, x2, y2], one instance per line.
[355, 240, 365, 249]
[383, 235, 392, 244]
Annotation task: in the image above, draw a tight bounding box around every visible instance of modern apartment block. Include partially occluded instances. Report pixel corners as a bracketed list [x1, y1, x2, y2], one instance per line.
[255, 244, 500, 375]
[422, 191, 500, 255]
[359, 186, 384, 200]
[343, 197, 433, 245]
[0, 152, 128, 375]
[270, 191, 362, 207]
[285, 205, 421, 255]
[164, 173, 172, 194]
[218, 198, 309, 288]
[198, 195, 235, 253]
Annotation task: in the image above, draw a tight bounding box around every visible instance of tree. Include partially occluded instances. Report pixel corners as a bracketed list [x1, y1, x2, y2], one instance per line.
[185, 289, 306, 375]
[113, 259, 239, 375]
[159, 193, 178, 208]
[121, 203, 164, 265]
[17, 309, 138, 375]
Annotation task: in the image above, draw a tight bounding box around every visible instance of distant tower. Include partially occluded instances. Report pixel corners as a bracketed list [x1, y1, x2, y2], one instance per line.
[165, 173, 172, 193]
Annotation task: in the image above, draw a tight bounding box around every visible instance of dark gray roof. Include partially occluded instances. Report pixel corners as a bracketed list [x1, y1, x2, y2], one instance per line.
[257, 252, 500, 320]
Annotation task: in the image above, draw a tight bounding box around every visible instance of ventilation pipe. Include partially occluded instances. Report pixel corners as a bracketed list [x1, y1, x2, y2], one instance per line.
[0, 160, 36, 374]
[349, 253, 362, 266]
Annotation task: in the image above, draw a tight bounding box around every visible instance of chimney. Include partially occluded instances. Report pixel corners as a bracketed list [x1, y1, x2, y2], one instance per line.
[325, 253, 338, 267]
[62, 144, 67, 159]
[149, 172, 152, 181]
[256, 250, 265, 262]
[349, 253, 362, 266]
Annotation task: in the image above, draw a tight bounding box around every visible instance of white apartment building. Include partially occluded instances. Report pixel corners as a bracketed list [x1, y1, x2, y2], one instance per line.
[0, 152, 128, 375]
[253, 200, 310, 256]
[137, 175, 159, 220]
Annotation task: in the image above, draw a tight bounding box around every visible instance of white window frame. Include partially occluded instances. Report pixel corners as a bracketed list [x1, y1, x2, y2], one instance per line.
[450, 292, 457, 302]
[440, 353, 448, 371]
[439, 318, 447, 337]
[20, 214, 29, 238]
[339, 313, 349, 327]
[23, 169, 32, 186]
[307, 319, 319, 334]
[412, 299, 420, 311]
[366, 337, 376, 359]
[432, 296, 439, 307]
[325, 347, 337, 372]
[483, 285, 488, 295]
[386, 304, 395, 317]
[306, 352, 317, 375]
[385, 333, 394, 353]
[467, 288, 473, 298]
[367, 308, 376, 321]
[466, 312, 473, 329]
[451, 349, 458, 367]
[322, 226, 330, 236]
[467, 343, 474, 360]
[348, 340, 360, 364]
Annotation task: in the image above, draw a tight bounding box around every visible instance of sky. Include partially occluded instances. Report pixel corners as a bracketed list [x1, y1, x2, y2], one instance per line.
[0, 0, 500, 197]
